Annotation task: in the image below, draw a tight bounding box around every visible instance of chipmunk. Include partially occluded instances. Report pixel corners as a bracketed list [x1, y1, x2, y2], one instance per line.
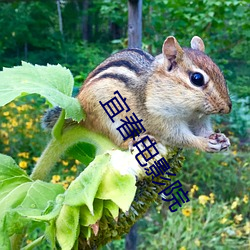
[44, 36, 232, 153]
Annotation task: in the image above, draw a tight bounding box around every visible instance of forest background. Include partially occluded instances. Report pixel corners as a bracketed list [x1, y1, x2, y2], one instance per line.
[0, 0, 249, 249]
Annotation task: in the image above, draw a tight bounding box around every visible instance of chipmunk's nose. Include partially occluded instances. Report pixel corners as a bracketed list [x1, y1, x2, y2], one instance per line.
[219, 101, 232, 114]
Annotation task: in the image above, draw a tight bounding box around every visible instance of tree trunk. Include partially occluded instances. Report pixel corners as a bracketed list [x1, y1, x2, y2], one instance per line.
[82, 0, 89, 41]
[128, 0, 142, 49]
[24, 42, 28, 61]
[125, 223, 137, 250]
[56, 0, 63, 36]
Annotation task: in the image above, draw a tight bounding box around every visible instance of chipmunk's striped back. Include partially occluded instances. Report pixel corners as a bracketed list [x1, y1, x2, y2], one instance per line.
[83, 48, 155, 88]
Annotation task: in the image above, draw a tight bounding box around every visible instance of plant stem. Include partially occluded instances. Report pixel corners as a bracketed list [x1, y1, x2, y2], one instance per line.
[30, 125, 117, 181]
[10, 232, 25, 250]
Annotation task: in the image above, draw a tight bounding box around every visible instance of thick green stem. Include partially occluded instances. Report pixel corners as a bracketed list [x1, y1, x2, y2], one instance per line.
[30, 126, 118, 181]
[11, 126, 117, 249]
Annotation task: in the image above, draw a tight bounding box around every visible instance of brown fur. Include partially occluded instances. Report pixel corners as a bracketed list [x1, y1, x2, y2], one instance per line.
[77, 36, 231, 152]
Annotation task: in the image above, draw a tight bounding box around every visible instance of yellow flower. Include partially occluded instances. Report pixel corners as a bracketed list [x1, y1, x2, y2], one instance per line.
[4, 147, 10, 152]
[220, 217, 228, 224]
[51, 175, 61, 183]
[9, 102, 16, 108]
[70, 165, 77, 172]
[19, 161, 28, 169]
[244, 221, 250, 234]
[232, 150, 237, 156]
[3, 111, 9, 116]
[236, 229, 242, 237]
[221, 162, 228, 167]
[32, 157, 39, 162]
[235, 157, 242, 163]
[221, 232, 227, 238]
[63, 182, 69, 189]
[18, 152, 29, 159]
[11, 119, 18, 127]
[75, 159, 81, 165]
[62, 160, 69, 166]
[0, 130, 8, 138]
[66, 176, 75, 182]
[26, 121, 33, 129]
[243, 195, 248, 204]
[3, 138, 9, 145]
[231, 198, 240, 209]
[209, 193, 215, 204]
[190, 185, 199, 197]
[17, 105, 30, 112]
[198, 195, 210, 206]
[179, 247, 186, 250]
[194, 238, 201, 247]
[182, 207, 192, 217]
[234, 214, 243, 224]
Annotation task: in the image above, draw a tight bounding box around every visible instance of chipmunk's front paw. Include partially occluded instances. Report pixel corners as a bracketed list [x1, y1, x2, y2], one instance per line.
[206, 133, 230, 152]
[128, 134, 157, 152]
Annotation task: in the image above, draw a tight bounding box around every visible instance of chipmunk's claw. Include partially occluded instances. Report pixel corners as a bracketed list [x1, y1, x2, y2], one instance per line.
[128, 134, 157, 153]
[207, 133, 230, 152]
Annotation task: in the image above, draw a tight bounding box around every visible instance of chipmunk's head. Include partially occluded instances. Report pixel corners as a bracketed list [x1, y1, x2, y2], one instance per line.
[149, 36, 232, 117]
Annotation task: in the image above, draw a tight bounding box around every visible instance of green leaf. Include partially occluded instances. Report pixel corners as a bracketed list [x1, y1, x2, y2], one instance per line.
[79, 199, 103, 226]
[96, 167, 136, 212]
[0, 182, 33, 218]
[0, 154, 65, 244]
[0, 176, 32, 201]
[65, 142, 96, 165]
[64, 153, 110, 213]
[45, 220, 56, 249]
[3, 210, 31, 237]
[103, 200, 119, 219]
[56, 205, 80, 250]
[0, 62, 85, 122]
[0, 181, 64, 238]
[27, 197, 63, 222]
[0, 154, 30, 181]
[0, 231, 10, 250]
[20, 181, 64, 213]
[80, 226, 92, 240]
[21, 235, 45, 250]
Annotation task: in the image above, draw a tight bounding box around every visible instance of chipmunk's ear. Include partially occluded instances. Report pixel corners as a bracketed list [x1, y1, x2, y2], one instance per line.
[162, 36, 184, 63]
[191, 36, 205, 52]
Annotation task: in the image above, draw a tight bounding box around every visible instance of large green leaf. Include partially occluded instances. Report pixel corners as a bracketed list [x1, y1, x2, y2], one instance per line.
[20, 181, 64, 213]
[65, 142, 96, 165]
[0, 154, 30, 181]
[0, 176, 31, 201]
[64, 153, 110, 213]
[79, 199, 103, 227]
[0, 154, 65, 248]
[103, 200, 119, 219]
[64, 150, 138, 214]
[56, 205, 80, 250]
[0, 62, 85, 122]
[96, 166, 136, 212]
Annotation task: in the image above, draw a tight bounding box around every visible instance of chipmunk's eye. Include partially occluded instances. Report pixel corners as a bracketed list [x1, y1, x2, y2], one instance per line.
[190, 72, 204, 87]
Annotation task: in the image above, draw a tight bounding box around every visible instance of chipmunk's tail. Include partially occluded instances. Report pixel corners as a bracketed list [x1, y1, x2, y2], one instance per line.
[41, 106, 62, 130]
